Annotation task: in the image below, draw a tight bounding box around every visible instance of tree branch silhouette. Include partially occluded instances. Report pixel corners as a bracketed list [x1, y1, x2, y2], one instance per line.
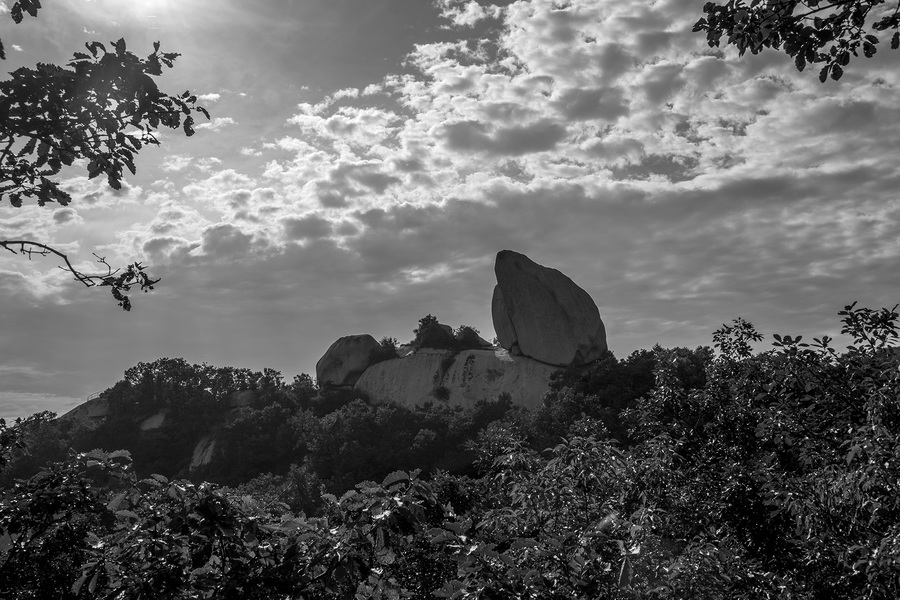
[1, 240, 159, 311]
[0, 1, 207, 309]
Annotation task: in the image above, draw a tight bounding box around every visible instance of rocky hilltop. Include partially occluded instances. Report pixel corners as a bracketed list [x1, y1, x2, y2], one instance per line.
[56, 251, 608, 474]
[317, 250, 608, 408]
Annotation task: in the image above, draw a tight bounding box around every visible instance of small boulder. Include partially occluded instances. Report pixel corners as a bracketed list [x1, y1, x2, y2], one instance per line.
[491, 250, 607, 366]
[139, 411, 166, 431]
[316, 334, 383, 387]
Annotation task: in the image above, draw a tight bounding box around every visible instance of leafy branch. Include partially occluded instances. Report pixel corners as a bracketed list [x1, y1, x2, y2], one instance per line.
[0, 2, 208, 309]
[694, 0, 900, 81]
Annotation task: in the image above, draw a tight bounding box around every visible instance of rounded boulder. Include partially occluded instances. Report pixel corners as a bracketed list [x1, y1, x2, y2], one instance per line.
[316, 334, 383, 387]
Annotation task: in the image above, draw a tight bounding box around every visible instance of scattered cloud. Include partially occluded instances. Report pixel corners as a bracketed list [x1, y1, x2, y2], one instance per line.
[195, 117, 237, 132]
[3, 0, 899, 422]
[161, 154, 194, 172]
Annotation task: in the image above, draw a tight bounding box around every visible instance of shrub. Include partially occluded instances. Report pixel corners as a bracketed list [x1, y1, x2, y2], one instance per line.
[370, 336, 400, 364]
[413, 315, 456, 350]
[454, 325, 484, 350]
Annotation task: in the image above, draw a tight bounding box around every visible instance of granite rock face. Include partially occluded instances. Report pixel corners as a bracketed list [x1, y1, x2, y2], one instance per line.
[355, 348, 559, 410]
[491, 250, 607, 366]
[316, 334, 383, 387]
[59, 394, 109, 422]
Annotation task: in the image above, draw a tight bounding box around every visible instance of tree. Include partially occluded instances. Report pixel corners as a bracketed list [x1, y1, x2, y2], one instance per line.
[412, 314, 457, 350]
[694, 0, 900, 81]
[0, 1, 208, 309]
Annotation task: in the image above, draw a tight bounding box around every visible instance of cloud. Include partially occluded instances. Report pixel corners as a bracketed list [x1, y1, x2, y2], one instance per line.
[435, 0, 504, 28]
[197, 93, 222, 103]
[161, 154, 193, 172]
[195, 117, 237, 132]
[52, 207, 82, 225]
[440, 119, 568, 156]
[282, 214, 333, 241]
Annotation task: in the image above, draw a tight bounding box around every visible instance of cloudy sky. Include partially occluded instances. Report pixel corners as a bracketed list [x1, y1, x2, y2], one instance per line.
[1, 0, 898, 421]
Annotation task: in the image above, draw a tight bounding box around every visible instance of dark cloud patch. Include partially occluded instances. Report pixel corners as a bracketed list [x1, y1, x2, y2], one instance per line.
[0, 217, 31, 232]
[583, 137, 644, 164]
[639, 63, 686, 104]
[325, 115, 359, 136]
[329, 162, 401, 194]
[200, 224, 254, 258]
[595, 42, 632, 83]
[349, 168, 401, 194]
[318, 192, 349, 208]
[635, 30, 678, 57]
[477, 102, 536, 123]
[441, 119, 567, 156]
[143, 236, 187, 258]
[610, 153, 699, 183]
[542, 5, 595, 44]
[553, 86, 629, 121]
[809, 99, 879, 134]
[335, 221, 359, 236]
[684, 55, 729, 89]
[52, 208, 79, 225]
[283, 215, 333, 241]
[225, 189, 252, 210]
[392, 156, 425, 172]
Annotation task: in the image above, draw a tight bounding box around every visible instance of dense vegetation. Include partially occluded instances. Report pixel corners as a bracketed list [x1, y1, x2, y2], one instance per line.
[1, 303, 898, 598]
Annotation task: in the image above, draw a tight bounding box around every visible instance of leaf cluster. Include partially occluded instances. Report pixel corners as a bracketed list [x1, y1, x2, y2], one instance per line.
[1, 38, 208, 207]
[694, 0, 900, 80]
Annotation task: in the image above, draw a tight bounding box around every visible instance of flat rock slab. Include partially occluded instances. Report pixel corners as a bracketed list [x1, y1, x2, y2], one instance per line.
[355, 348, 560, 410]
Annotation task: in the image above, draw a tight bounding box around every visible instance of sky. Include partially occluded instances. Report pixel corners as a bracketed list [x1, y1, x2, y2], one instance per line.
[1, 0, 899, 421]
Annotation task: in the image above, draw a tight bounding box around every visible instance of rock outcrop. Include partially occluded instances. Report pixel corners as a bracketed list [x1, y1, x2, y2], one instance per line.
[491, 250, 607, 366]
[139, 411, 166, 431]
[59, 394, 109, 422]
[316, 334, 383, 387]
[191, 434, 217, 470]
[355, 348, 559, 410]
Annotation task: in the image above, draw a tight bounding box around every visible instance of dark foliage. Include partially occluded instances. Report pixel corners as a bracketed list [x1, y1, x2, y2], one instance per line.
[695, 0, 900, 81]
[3, 304, 899, 598]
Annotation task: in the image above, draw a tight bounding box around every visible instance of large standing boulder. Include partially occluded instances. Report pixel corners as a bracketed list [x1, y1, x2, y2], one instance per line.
[491, 250, 607, 366]
[316, 334, 383, 387]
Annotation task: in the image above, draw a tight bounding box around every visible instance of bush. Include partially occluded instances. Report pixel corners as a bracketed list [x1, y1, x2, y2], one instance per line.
[454, 325, 484, 350]
[370, 336, 400, 364]
[413, 315, 457, 350]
